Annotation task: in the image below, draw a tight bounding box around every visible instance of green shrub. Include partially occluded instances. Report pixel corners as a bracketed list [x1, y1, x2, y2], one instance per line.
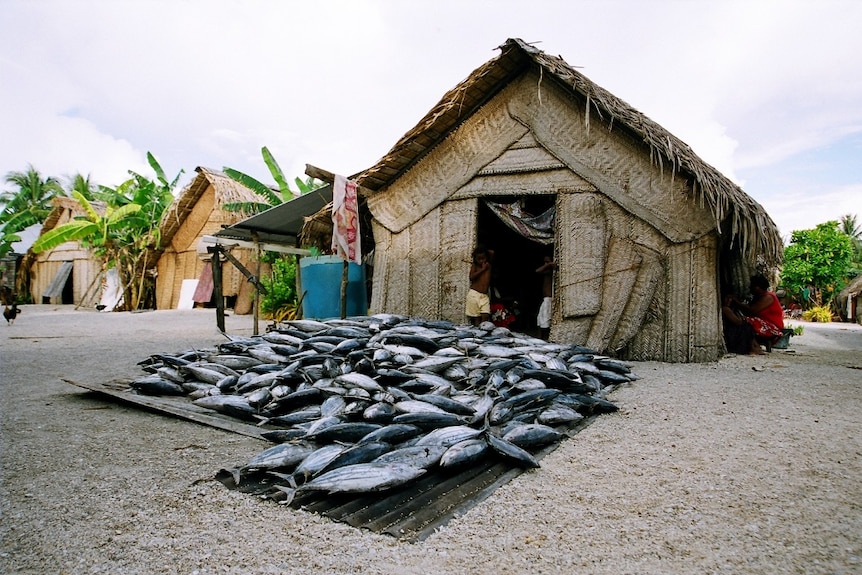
[802, 305, 832, 323]
[260, 257, 297, 319]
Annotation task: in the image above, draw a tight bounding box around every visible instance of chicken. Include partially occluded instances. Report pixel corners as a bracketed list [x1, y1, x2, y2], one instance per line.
[3, 303, 21, 325]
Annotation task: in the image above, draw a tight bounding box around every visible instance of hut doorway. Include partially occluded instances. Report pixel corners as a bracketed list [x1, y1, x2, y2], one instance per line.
[42, 261, 74, 304]
[477, 195, 555, 335]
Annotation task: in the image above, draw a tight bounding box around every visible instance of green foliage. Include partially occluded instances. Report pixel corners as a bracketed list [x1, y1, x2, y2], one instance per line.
[260, 257, 298, 319]
[29, 154, 180, 310]
[31, 191, 142, 254]
[840, 213, 862, 274]
[802, 305, 833, 323]
[1, 165, 66, 256]
[781, 221, 853, 306]
[222, 146, 324, 214]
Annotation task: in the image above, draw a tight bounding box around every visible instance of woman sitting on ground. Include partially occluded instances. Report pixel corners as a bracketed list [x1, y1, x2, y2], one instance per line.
[722, 294, 762, 355]
[732, 275, 785, 352]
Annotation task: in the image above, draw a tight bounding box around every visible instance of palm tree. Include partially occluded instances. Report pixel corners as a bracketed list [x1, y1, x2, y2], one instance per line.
[67, 173, 98, 201]
[0, 166, 65, 255]
[840, 214, 862, 273]
[840, 214, 861, 240]
[1, 166, 65, 220]
[222, 146, 323, 214]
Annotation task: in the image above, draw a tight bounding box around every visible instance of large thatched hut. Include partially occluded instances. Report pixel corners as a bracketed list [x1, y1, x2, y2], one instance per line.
[28, 197, 104, 306]
[155, 167, 269, 313]
[352, 38, 782, 362]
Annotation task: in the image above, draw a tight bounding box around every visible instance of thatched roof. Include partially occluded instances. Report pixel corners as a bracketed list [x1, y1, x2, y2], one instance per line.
[159, 166, 270, 249]
[40, 196, 106, 234]
[837, 273, 862, 311]
[354, 38, 782, 267]
[298, 201, 334, 252]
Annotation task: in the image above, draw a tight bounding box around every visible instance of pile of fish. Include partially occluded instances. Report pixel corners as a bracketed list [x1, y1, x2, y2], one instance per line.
[132, 314, 636, 503]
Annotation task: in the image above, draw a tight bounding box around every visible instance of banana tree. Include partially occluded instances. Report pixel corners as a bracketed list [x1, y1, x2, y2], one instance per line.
[32, 191, 141, 254]
[222, 146, 323, 214]
[92, 153, 181, 309]
[31, 191, 141, 310]
[31, 153, 181, 310]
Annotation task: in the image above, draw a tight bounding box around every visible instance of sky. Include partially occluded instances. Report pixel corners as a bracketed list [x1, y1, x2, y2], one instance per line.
[1, 0, 860, 243]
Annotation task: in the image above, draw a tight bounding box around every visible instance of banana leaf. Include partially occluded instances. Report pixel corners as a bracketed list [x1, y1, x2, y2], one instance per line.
[32, 220, 100, 253]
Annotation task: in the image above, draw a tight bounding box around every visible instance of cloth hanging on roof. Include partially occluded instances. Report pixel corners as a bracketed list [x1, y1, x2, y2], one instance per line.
[484, 199, 555, 245]
[331, 174, 362, 264]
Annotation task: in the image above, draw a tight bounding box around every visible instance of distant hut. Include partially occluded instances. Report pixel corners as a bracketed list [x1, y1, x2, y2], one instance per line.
[155, 167, 270, 313]
[28, 197, 104, 306]
[352, 38, 782, 362]
[836, 274, 862, 324]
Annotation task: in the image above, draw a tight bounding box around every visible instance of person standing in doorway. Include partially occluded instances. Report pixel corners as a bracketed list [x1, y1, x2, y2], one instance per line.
[536, 254, 556, 339]
[466, 245, 494, 326]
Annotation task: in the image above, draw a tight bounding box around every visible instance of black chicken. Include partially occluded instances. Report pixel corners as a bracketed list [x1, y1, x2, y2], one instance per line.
[3, 303, 21, 325]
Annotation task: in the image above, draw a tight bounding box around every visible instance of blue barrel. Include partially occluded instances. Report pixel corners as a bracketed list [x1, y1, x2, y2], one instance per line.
[299, 255, 367, 319]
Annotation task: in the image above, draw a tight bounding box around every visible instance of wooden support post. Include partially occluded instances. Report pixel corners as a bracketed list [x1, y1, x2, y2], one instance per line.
[340, 259, 348, 319]
[252, 232, 261, 336]
[295, 253, 304, 319]
[208, 246, 225, 333]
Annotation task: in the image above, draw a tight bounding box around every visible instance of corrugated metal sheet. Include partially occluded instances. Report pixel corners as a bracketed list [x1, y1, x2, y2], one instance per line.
[43, 261, 73, 298]
[217, 418, 595, 543]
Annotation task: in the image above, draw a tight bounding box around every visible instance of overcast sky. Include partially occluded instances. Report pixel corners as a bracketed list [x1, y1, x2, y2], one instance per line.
[2, 0, 860, 242]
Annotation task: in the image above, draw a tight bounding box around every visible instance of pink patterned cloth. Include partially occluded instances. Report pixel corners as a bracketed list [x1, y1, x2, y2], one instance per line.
[331, 174, 361, 264]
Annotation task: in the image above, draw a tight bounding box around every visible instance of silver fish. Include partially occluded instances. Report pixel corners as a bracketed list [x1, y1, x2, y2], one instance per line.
[299, 462, 427, 494]
[372, 445, 447, 469]
[440, 438, 489, 469]
[415, 425, 482, 448]
[502, 423, 563, 449]
[485, 432, 540, 468]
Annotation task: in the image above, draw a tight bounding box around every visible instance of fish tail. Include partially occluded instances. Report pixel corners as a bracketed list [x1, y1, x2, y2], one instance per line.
[272, 484, 297, 506]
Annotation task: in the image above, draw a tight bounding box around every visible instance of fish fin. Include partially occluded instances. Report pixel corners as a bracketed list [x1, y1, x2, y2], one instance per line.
[266, 471, 294, 482]
[272, 484, 297, 506]
[215, 466, 243, 487]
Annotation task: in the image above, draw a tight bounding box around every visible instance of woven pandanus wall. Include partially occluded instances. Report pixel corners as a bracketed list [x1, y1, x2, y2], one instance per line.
[370, 199, 478, 323]
[558, 193, 605, 318]
[584, 237, 643, 352]
[367, 90, 528, 235]
[438, 199, 478, 322]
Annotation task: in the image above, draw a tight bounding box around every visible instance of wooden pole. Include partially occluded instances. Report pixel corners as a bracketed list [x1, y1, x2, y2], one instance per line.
[295, 253, 304, 319]
[340, 259, 348, 319]
[209, 246, 225, 333]
[252, 232, 260, 336]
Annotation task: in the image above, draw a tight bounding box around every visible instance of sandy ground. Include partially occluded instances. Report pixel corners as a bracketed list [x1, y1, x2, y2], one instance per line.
[1, 305, 860, 575]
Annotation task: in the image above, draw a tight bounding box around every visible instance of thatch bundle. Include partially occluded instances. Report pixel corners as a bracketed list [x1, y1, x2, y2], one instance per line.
[298, 201, 334, 253]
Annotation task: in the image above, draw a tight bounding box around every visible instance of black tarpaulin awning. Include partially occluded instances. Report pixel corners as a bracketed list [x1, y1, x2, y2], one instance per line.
[213, 185, 332, 246]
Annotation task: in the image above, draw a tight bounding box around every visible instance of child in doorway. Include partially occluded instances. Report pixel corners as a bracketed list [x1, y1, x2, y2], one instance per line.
[466, 245, 494, 325]
[535, 255, 556, 339]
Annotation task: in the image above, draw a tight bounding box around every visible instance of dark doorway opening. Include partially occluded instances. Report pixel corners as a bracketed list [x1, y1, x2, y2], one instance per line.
[477, 195, 555, 335]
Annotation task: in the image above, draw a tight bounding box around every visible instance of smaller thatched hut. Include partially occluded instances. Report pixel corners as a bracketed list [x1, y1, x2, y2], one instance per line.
[836, 274, 862, 324]
[155, 167, 270, 313]
[28, 197, 104, 306]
